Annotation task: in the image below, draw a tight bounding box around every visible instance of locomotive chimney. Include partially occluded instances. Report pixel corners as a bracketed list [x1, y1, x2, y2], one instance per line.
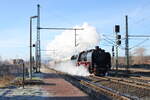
[95, 46, 100, 50]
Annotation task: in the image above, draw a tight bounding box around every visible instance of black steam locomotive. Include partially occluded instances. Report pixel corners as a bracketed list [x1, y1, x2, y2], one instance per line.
[71, 46, 111, 76]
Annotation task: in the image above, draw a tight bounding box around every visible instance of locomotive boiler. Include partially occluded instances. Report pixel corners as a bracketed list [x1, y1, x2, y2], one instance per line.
[71, 46, 111, 76]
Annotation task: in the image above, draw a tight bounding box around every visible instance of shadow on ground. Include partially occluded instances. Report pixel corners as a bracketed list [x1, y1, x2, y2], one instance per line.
[33, 72, 61, 79]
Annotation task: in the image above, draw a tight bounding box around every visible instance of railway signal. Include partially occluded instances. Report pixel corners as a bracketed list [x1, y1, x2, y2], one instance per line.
[115, 25, 120, 33]
[112, 46, 115, 56]
[115, 25, 121, 45]
[112, 46, 115, 67]
[115, 25, 120, 72]
[116, 34, 121, 45]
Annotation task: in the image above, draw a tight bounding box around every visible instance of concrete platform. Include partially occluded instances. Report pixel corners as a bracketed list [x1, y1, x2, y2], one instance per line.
[41, 68, 93, 100]
[0, 68, 93, 100]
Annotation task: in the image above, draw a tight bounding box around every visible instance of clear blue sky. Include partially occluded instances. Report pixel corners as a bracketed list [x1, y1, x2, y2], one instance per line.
[0, 0, 150, 60]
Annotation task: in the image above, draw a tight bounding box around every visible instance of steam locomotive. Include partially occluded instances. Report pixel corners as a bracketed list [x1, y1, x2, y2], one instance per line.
[71, 46, 111, 76]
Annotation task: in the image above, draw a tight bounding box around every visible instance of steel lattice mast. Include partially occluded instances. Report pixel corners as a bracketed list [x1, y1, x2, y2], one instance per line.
[35, 4, 83, 72]
[36, 4, 41, 72]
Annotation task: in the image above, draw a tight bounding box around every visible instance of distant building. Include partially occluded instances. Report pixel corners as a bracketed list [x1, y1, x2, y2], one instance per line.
[13, 59, 24, 65]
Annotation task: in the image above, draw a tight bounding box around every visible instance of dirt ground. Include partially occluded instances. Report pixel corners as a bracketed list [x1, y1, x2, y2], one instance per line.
[0, 76, 15, 88]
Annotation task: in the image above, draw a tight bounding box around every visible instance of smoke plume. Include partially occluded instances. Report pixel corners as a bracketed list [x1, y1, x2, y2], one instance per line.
[46, 23, 100, 76]
[46, 23, 100, 59]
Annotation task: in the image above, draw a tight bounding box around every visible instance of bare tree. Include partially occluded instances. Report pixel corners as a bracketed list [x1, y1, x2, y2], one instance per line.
[0, 56, 2, 65]
[133, 47, 146, 64]
[129, 52, 133, 65]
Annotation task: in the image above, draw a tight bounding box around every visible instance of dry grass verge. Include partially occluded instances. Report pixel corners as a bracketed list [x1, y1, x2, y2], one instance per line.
[0, 75, 15, 88]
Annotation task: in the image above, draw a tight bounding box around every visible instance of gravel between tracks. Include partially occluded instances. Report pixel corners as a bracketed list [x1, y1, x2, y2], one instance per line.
[92, 77, 150, 100]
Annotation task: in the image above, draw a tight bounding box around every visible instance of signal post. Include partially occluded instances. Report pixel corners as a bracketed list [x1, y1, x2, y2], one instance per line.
[115, 25, 121, 72]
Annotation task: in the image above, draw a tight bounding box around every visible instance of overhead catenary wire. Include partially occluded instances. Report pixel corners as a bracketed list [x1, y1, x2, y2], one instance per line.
[102, 34, 115, 43]
[129, 35, 150, 37]
[129, 38, 149, 50]
[102, 38, 115, 45]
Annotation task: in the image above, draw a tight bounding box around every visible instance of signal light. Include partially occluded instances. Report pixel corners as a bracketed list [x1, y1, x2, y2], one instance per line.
[116, 35, 121, 45]
[117, 35, 121, 39]
[117, 40, 121, 45]
[112, 46, 114, 51]
[33, 44, 35, 47]
[115, 25, 120, 33]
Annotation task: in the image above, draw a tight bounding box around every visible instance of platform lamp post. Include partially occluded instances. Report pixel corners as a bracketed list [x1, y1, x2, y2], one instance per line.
[30, 15, 38, 80]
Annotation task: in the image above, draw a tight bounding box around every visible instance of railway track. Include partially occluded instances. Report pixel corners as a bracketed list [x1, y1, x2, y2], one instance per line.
[130, 76, 150, 83]
[89, 75, 150, 99]
[45, 66, 150, 99]
[91, 76, 150, 88]
[45, 67, 131, 100]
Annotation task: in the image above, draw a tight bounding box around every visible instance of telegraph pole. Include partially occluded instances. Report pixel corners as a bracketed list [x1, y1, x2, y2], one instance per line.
[125, 15, 129, 73]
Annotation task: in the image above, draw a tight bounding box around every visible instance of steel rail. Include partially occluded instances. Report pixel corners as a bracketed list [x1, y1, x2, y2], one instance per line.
[45, 67, 130, 100]
[130, 76, 150, 82]
[80, 80, 130, 100]
[107, 76, 150, 88]
[90, 76, 150, 90]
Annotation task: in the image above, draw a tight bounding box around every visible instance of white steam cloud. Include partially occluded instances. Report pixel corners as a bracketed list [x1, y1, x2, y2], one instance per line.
[46, 23, 100, 76]
[49, 61, 90, 76]
[46, 22, 100, 59]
